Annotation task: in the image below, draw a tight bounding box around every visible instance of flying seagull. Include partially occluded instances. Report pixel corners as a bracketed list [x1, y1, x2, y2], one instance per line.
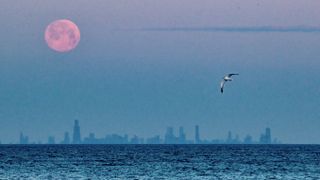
[220, 73, 239, 93]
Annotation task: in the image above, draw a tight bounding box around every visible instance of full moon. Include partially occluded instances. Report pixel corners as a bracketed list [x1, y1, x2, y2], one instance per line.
[45, 19, 80, 52]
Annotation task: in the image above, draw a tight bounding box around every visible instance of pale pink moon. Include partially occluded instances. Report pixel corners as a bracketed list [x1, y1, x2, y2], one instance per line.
[45, 19, 80, 52]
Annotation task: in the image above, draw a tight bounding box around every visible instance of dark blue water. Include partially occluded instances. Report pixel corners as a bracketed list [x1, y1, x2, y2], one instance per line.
[0, 145, 320, 179]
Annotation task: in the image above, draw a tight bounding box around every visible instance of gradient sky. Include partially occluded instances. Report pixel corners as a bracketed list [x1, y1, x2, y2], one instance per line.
[0, 0, 320, 143]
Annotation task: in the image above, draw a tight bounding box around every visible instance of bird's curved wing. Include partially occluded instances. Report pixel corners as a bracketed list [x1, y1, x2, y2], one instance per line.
[228, 73, 239, 77]
[220, 80, 226, 93]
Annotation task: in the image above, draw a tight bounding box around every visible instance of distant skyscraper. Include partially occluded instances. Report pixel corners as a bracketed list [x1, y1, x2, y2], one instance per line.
[130, 135, 141, 144]
[165, 127, 177, 144]
[19, 132, 29, 144]
[48, 136, 55, 144]
[195, 125, 200, 144]
[265, 127, 271, 144]
[61, 132, 70, 144]
[243, 134, 253, 144]
[178, 126, 186, 144]
[83, 133, 97, 144]
[259, 127, 272, 144]
[72, 120, 81, 144]
[226, 131, 232, 144]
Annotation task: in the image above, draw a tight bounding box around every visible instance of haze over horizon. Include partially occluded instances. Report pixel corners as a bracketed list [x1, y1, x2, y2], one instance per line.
[0, 0, 320, 144]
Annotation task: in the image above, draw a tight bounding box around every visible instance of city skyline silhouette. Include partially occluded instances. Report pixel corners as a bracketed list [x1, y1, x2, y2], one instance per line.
[13, 120, 279, 145]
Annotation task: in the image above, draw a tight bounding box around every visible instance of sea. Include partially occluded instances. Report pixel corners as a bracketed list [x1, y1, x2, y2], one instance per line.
[0, 145, 319, 179]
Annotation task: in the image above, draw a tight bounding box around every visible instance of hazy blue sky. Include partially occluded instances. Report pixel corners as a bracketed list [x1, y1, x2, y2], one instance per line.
[0, 0, 320, 143]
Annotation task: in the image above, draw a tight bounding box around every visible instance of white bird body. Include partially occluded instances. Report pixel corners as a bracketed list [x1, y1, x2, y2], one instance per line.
[220, 73, 239, 93]
[223, 76, 233, 81]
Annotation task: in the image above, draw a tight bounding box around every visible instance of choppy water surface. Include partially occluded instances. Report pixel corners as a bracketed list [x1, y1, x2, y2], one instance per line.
[0, 145, 320, 179]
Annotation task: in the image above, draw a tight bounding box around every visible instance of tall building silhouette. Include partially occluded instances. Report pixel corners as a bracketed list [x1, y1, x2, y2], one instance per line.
[130, 135, 144, 144]
[259, 127, 272, 144]
[226, 131, 232, 144]
[165, 127, 177, 144]
[19, 132, 29, 144]
[265, 127, 271, 144]
[243, 134, 253, 144]
[195, 125, 200, 144]
[83, 133, 97, 144]
[48, 136, 55, 144]
[178, 126, 186, 144]
[61, 132, 70, 144]
[72, 120, 81, 144]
